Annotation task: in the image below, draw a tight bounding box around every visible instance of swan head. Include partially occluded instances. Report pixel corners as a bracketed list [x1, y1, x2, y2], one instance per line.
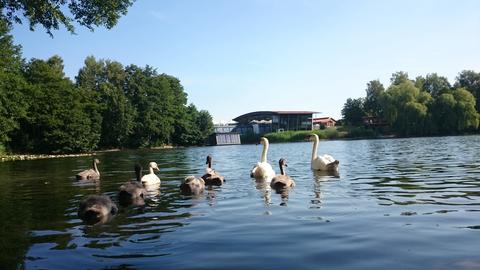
[206, 155, 212, 165]
[149, 162, 160, 171]
[93, 158, 100, 164]
[181, 176, 205, 195]
[260, 137, 269, 145]
[279, 158, 288, 167]
[309, 134, 319, 141]
[184, 176, 197, 184]
[327, 160, 340, 172]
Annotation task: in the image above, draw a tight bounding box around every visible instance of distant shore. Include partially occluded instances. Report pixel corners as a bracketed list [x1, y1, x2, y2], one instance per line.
[0, 153, 96, 162]
[3, 132, 477, 161]
[240, 127, 479, 144]
[0, 146, 176, 162]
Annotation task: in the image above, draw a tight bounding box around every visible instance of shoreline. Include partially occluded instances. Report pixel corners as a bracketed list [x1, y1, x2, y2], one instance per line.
[0, 145, 177, 162]
[0, 153, 95, 162]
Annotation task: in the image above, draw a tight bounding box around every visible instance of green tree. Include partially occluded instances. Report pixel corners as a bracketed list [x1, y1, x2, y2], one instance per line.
[124, 65, 182, 147]
[173, 104, 201, 146]
[364, 80, 385, 118]
[453, 88, 479, 131]
[421, 73, 451, 97]
[455, 70, 480, 112]
[12, 56, 100, 153]
[1, 0, 135, 36]
[0, 19, 28, 146]
[76, 56, 134, 148]
[196, 110, 214, 141]
[414, 75, 425, 90]
[383, 81, 432, 136]
[341, 98, 365, 125]
[431, 93, 457, 134]
[390, 71, 411, 85]
[172, 104, 214, 146]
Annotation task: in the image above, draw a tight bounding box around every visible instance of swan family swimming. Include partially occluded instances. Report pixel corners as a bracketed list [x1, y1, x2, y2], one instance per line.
[77, 134, 339, 225]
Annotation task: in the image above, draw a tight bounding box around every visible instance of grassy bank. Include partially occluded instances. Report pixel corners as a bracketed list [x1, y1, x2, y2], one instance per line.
[241, 126, 380, 144]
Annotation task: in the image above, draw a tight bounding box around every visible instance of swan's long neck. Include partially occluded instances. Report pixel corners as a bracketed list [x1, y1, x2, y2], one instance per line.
[207, 160, 212, 169]
[149, 166, 154, 175]
[312, 136, 319, 161]
[280, 164, 285, 176]
[261, 141, 268, 163]
[135, 167, 142, 182]
[93, 160, 99, 174]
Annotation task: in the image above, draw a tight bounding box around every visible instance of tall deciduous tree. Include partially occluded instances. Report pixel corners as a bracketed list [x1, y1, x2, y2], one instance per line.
[11, 56, 100, 153]
[421, 73, 451, 97]
[383, 81, 432, 136]
[453, 88, 479, 131]
[455, 70, 480, 112]
[0, 19, 27, 146]
[77, 56, 134, 148]
[390, 71, 411, 85]
[341, 98, 365, 125]
[431, 93, 457, 134]
[364, 80, 385, 118]
[0, 0, 135, 36]
[124, 65, 188, 147]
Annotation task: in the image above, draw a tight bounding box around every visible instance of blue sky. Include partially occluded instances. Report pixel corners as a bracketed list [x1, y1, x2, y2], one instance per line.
[11, 0, 480, 122]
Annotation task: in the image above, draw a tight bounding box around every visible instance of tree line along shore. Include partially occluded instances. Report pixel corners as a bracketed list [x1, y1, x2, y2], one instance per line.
[341, 71, 480, 137]
[0, 20, 214, 156]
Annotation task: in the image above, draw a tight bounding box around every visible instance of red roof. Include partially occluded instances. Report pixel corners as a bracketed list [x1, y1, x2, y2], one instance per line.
[313, 117, 336, 124]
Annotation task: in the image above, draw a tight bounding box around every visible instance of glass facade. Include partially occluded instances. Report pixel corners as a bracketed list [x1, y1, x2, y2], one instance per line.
[276, 114, 312, 131]
[232, 111, 315, 135]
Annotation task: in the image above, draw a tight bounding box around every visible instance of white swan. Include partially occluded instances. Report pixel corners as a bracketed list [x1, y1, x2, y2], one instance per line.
[250, 137, 276, 182]
[310, 134, 339, 172]
[141, 161, 160, 185]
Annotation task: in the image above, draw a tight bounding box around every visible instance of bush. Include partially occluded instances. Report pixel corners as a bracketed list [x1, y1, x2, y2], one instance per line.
[340, 126, 377, 138]
[240, 126, 380, 144]
[240, 132, 262, 144]
[263, 128, 343, 143]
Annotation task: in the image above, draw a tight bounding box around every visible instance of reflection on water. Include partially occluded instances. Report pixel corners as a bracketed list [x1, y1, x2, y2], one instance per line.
[272, 187, 291, 206]
[0, 136, 480, 269]
[254, 180, 272, 207]
[313, 170, 340, 180]
[144, 182, 161, 198]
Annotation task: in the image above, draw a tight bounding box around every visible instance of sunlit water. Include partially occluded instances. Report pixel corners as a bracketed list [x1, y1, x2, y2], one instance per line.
[1, 136, 480, 270]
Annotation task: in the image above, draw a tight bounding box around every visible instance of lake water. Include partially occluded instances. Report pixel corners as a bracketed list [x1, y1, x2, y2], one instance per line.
[1, 135, 480, 270]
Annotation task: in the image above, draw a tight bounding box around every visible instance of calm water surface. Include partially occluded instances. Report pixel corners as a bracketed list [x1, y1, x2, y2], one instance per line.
[1, 136, 480, 270]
